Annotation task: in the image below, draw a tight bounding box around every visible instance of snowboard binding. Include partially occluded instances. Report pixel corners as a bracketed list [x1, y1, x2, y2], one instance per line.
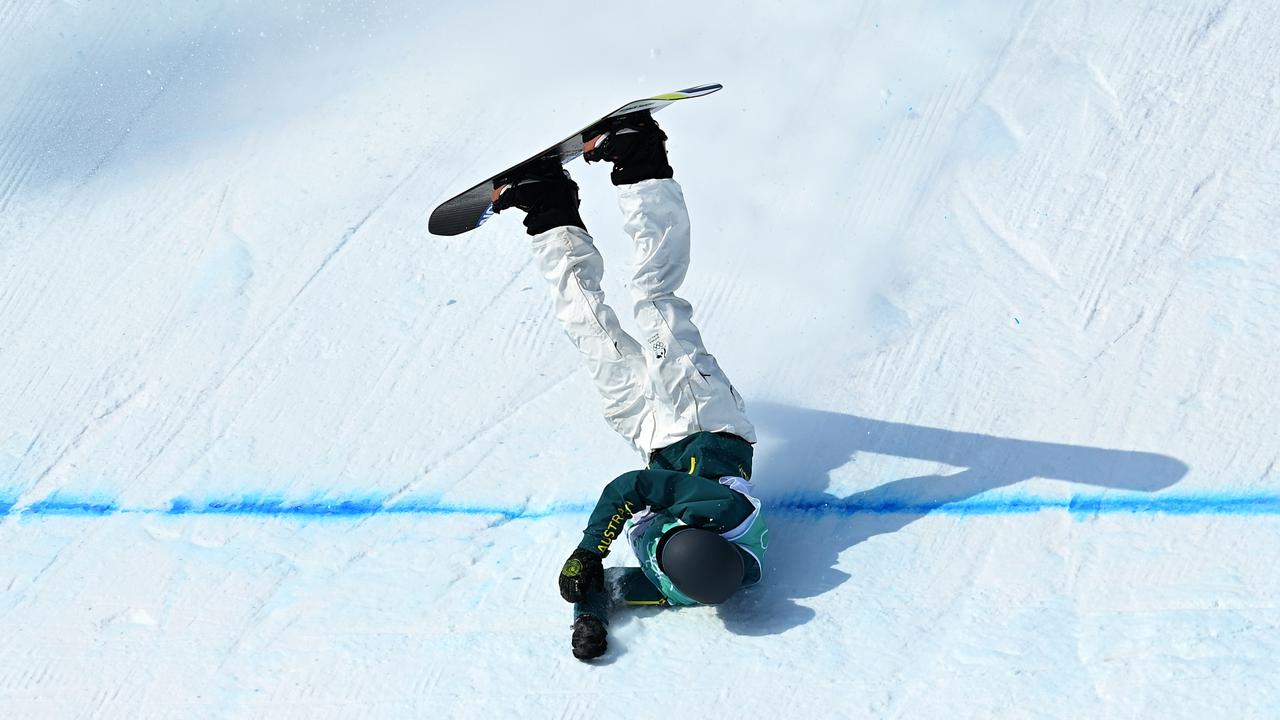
[491, 155, 586, 236]
[582, 110, 673, 186]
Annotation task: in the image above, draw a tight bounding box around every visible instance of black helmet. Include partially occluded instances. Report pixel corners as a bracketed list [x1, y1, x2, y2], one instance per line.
[658, 527, 745, 604]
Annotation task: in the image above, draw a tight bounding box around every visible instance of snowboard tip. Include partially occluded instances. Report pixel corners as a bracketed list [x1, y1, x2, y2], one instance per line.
[652, 83, 722, 101]
[428, 201, 494, 236]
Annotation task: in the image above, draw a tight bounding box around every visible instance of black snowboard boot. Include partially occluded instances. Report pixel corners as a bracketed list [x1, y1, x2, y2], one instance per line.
[571, 614, 608, 661]
[491, 155, 586, 236]
[582, 110, 673, 186]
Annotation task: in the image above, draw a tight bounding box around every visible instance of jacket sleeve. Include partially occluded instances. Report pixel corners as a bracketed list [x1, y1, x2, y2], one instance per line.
[578, 469, 756, 557]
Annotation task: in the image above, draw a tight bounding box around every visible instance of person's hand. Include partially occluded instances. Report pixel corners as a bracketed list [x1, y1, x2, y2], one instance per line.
[572, 615, 608, 661]
[558, 548, 604, 603]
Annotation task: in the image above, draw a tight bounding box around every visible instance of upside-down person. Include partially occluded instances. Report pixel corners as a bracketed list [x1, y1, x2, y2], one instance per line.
[491, 111, 767, 661]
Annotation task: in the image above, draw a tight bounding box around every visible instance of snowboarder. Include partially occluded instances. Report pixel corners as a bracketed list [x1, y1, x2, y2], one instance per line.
[491, 111, 768, 661]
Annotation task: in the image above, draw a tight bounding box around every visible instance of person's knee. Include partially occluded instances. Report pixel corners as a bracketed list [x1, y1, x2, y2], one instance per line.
[533, 227, 606, 288]
[629, 264, 689, 304]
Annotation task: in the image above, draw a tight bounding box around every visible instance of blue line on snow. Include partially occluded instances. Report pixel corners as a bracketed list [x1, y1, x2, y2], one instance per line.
[23, 497, 120, 516]
[1, 492, 1279, 519]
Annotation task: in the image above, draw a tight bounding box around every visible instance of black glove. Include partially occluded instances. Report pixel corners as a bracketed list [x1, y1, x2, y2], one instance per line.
[571, 615, 608, 661]
[558, 548, 604, 603]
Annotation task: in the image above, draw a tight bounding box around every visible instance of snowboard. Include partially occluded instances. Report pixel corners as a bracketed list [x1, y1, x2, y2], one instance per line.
[427, 83, 723, 237]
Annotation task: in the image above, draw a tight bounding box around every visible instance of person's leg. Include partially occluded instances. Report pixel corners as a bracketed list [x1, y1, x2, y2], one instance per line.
[493, 157, 660, 455]
[583, 111, 755, 446]
[612, 566, 667, 607]
[617, 178, 756, 445]
[530, 225, 659, 455]
[571, 566, 660, 621]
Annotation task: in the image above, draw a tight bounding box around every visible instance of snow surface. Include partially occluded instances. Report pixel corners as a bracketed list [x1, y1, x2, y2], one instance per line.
[2, 0, 1279, 717]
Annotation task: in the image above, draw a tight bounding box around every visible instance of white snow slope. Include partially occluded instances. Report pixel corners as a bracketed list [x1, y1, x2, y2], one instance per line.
[3, 1, 1279, 718]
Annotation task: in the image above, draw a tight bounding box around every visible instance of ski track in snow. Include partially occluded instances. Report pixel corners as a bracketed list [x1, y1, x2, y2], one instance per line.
[3, 0, 1280, 717]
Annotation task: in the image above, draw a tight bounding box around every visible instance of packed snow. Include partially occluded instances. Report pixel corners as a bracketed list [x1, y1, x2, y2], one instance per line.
[2, 0, 1278, 717]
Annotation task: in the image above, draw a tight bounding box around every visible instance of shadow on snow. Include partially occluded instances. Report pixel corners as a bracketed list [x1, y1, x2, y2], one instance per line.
[714, 402, 1189, 637]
